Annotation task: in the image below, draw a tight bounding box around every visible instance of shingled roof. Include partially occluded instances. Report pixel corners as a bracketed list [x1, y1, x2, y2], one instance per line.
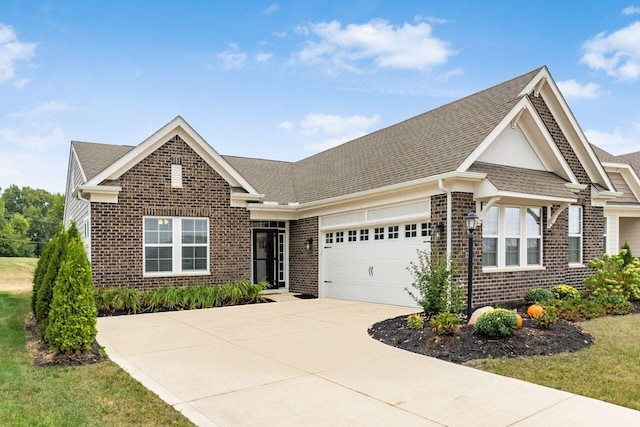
[619, 151, 640, 177]
[72, 141, 134, 181]
[69, 67, 545, 204]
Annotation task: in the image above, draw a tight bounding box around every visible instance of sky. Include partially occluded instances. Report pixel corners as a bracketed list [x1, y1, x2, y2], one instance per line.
[1, 1, 640, 195]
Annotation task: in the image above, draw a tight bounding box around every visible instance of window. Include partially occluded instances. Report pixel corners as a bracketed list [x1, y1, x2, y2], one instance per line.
[421, 222, 431, 237]
[569, 206, 582, 264]
[336, 231, 344, 243]
[144, 217, 209, 274]
[482, 206, 498, 267]
[405, 224, 417, 238]
[348, 230, 357, 242]
[359, 229, 369, 241]
[603, 217, 608, 254]
[388, 225, 399, 239]
[526, 208, 542, 265]
[482, 205, 543, 269]
[325, 232, 333, 244]
[374, 227, 385, 240]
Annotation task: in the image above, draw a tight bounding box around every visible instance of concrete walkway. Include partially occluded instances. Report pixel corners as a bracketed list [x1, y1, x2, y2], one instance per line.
[97, 298, 640, 426]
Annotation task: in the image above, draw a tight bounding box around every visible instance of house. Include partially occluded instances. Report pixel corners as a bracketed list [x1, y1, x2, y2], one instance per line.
[591, 145, 640, 254]
[64, 65, 631, 308]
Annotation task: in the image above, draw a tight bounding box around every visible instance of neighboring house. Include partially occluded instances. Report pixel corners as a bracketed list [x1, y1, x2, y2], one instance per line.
[591, 145, 640, 254]
[64, 66, 625, 308]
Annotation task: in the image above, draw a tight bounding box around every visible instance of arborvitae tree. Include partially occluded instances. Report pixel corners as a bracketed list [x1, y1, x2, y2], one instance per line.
[35, 227, 67, 325]
[31, 234, 57, 315]
[45, 237, 97, 353]
[621, 241, 633, 267]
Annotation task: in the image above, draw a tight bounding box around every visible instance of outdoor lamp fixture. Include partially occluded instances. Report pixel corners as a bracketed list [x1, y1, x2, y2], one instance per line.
[465, 212, 479, 319]
[304, 238, 313, 251]
[434, 222, 445, 240]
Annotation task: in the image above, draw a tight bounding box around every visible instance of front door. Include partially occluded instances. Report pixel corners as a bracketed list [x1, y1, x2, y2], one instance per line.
[253, 229, 284, 289]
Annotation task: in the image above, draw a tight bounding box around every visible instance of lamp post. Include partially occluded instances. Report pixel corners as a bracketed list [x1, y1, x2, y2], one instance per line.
[466, 212, 479, 319]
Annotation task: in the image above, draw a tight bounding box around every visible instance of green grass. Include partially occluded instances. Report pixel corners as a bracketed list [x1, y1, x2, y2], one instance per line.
[467, 314, 640, 410]
[0, 257, 37, 291]
[0, 290, 193, 426]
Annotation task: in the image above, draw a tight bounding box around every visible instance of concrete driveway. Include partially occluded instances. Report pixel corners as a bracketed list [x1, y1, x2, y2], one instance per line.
[97, 297, 640, 426]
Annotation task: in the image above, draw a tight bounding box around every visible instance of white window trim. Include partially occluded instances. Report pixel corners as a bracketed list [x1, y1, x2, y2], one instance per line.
[568, 205, 583, 266]
[143, 216, 210, 276]
[482, 205, 544, 272]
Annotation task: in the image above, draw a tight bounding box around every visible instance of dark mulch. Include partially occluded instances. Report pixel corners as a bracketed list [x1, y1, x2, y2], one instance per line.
[293, 293, 318, 300]
[24, 314, 107, 367]
[369, 314, 595, 364]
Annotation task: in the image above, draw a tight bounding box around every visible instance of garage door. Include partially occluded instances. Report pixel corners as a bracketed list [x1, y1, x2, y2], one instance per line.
[322, 223, 430, 307]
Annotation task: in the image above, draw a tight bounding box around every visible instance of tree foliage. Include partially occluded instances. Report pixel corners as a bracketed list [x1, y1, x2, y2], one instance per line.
[44, 235, 97, 353]
[0, 185, 64, 256]
[35, 228, 66, 324]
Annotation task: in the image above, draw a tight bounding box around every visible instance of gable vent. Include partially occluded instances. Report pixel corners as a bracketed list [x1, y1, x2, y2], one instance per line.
[171, 163, 183, 188]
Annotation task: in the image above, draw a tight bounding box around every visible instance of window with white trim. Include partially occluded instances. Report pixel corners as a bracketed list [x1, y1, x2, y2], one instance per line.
[359, 229, 369, 241]
[388, 225, 399, 239]
[348, 230, 357, 242]
[603, 217, 608, 254]
[325, 232, 333, 244]
[482, 205, 543, 269]
[421, 222, 431, 237]
[568, 205, 582, 264]
[144, 217, 209, 274]
[336, 231, 344, 243]
[374, 227, 384, 240]
[405, 224, 417, 238]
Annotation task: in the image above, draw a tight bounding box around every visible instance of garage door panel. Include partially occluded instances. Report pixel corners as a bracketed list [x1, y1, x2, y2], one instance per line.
[322, 227, 428, 307]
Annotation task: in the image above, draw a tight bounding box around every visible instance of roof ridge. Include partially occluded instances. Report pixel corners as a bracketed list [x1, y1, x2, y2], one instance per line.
[222, 154, 293, 164]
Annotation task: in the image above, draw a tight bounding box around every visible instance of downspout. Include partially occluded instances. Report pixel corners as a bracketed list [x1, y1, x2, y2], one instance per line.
[438, 179, 452, 260]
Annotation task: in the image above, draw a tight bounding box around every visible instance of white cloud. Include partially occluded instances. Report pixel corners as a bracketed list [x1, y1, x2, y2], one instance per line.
[255, 52, 273, 63]
[280, 112, 380, 151]
[8, 100, 67, 119]
[292, 19, 455, 73]
[580, 21, 640, 81]
[274, 31, 287, 38]
[218, 51, 247, 69]
[0, 23, 36, 84]
[0, 125, 65, 149]
[622, 6, 640, 15]
[437, 67, 464, 81]
[278, 121, 294, 130]
[556, 79, 602, 99]
[414, 15, 450, 25]
[585, 127, 640, 154]
[263, 4, 279, 15]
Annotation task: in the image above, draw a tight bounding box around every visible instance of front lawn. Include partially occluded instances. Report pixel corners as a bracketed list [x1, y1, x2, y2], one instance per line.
[466, 314, 640, 411]
[0, 291, 193, 426]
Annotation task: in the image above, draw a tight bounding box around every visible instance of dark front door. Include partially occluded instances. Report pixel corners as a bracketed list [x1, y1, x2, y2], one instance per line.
[253, 230, 283, 289]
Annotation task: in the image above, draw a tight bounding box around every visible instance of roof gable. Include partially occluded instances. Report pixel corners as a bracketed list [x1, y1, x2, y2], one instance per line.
[72, 141, 134, 181]
[84, 116, 260, 197]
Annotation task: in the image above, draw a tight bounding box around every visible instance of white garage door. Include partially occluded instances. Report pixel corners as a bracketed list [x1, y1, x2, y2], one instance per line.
[322, 223, 430, 307]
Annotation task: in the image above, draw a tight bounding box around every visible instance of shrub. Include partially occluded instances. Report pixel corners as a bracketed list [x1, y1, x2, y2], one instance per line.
[44, 237, 97, 353]
[595, 295, 634, 316]
[429, 312, 460, 335]
[36, 228, 67, 325]
[585, 251, 640, 301]
[531, 306, 558, 329]
[551, 284, 581, 300]
[473, 308, 518, 338]
[32, 235, 56, 315]
[406, 249, 463, 317]
[621, 241, 633, 267]
[550, 298, 606, 322]
[406, 313, 424, 330]
[524, 288, 555, 304]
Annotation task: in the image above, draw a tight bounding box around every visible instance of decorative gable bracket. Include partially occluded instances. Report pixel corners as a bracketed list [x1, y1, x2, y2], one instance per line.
[546, 202, 570, 229]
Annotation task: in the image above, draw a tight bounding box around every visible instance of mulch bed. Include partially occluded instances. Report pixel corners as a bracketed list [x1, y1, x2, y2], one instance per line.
[24, 314, 107, 367]
[368, 313, 595, 364]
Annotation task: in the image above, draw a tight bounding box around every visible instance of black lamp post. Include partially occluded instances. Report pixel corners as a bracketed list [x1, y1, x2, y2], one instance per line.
[466, 212, 479, 319]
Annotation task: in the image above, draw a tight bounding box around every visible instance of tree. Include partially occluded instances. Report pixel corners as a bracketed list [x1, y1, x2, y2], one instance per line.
[35, 227, 66, 325]
[0, 213, 34, 257]
[1, 185, 64, 256]
[32, 233, 57, 314]
[45, 236, 97, 353]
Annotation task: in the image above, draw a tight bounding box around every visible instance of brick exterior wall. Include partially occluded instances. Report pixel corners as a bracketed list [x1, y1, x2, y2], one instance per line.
[90, 135, 252, 289]
[438, 94, 604, 308]
[289, 217, 319, 295]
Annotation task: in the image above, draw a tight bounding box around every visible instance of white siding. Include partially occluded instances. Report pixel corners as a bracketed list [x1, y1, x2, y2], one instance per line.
[63, 146, 91, 258]
[619, 217, 640, 255]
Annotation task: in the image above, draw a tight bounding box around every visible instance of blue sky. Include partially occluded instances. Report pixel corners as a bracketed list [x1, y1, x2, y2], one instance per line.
[2, 1, 640, 194]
